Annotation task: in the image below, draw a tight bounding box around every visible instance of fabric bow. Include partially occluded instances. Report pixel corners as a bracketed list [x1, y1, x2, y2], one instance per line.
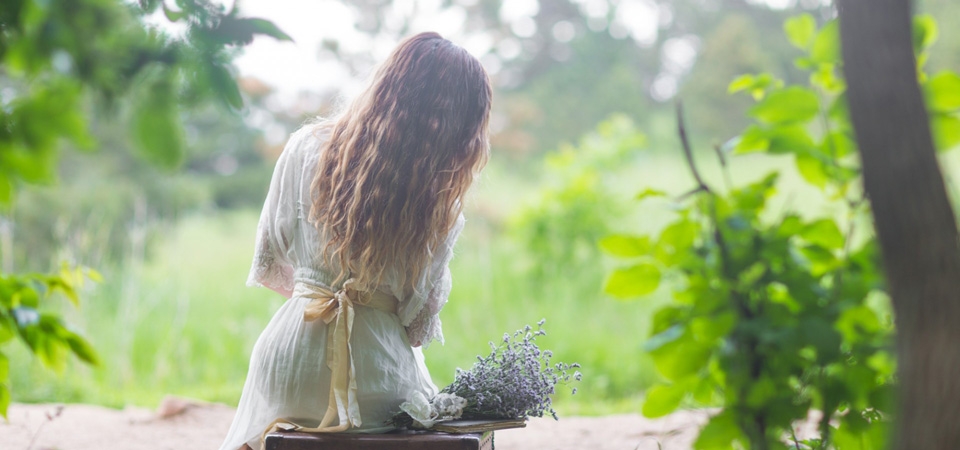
[262, 279, 398, 444]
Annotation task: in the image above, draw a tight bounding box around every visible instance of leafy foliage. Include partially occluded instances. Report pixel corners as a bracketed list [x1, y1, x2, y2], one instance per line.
[0, 265, 101, 417]
[604, 13, 960, 449]
[0, 0, 287, 417]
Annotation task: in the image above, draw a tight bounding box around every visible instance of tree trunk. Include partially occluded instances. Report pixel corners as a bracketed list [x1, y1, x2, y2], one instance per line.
[837, 1, 960, 448]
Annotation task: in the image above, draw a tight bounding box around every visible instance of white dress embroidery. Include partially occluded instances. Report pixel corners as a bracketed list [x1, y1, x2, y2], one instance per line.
[220, 125, 464, 450]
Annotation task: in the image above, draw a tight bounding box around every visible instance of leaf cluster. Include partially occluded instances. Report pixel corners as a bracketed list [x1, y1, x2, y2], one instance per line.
[0, 265, 100, 417]
[0, 0, 291, 203]
[600, 13, 960, 449]
[0, 0, 290, 419]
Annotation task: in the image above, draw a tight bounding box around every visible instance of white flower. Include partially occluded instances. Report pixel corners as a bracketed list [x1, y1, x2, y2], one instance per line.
[399, 391, 439, 428]
[432, 393, 467, 420]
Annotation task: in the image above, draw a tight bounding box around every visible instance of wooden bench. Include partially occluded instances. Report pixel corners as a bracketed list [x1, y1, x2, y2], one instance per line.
[263, 429, 494, 450]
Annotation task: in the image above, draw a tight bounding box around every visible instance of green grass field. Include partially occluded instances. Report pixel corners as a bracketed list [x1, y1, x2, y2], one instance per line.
[11, 146, 916, 416]
[8, 205, 663, 415]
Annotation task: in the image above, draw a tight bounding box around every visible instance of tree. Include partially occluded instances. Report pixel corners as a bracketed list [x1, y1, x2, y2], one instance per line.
[0, 0, 288, 417]
[837, 0, 960, 448]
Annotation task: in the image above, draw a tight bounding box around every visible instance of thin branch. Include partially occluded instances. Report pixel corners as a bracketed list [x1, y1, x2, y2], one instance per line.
[790, 427, 803, 450]
[713, 143, 734, 191]
[677, 102, 712, 195]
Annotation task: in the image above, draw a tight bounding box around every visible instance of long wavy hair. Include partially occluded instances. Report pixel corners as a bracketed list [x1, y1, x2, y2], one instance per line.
[309, 32, 492, 295]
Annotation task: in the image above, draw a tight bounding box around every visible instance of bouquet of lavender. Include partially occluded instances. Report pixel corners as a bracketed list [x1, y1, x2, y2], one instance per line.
[390, 319, 581, 429]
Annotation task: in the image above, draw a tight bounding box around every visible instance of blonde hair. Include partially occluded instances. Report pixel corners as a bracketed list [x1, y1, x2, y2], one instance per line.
[309, 32, 492, 294]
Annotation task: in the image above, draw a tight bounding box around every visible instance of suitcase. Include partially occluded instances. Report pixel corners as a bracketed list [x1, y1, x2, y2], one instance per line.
[263, 429, 494, 450]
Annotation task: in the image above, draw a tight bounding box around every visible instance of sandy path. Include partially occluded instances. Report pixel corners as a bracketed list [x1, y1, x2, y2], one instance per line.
[0, 402, 709, 450]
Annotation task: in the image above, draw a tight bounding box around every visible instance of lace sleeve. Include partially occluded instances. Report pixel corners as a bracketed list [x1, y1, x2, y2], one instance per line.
[405, 266, 452, 348]
[400, 214, 465, 348]
[246, 130, 305, 293]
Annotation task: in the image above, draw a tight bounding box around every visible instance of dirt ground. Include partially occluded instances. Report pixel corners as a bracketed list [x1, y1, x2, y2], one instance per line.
[0, 401, 711, 450]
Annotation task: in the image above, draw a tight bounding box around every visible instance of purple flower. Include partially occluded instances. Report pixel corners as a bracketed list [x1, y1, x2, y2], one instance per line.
[437, 320, 581, 421]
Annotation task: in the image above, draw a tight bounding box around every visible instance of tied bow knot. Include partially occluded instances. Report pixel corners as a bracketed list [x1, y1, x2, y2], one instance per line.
[302, 282, 365, 324]
[261, 279, 399, 443]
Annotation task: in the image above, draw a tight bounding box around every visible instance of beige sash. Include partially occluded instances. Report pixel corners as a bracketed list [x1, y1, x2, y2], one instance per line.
[261, 280, 399, 443]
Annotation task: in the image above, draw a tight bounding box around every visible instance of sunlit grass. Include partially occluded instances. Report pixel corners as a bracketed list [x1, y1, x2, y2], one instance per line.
[9, 148, 869, 416]
[10, 206, 663, 415]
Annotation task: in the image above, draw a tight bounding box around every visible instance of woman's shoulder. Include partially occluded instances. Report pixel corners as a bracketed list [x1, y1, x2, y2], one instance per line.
[281, 120, 333, 163]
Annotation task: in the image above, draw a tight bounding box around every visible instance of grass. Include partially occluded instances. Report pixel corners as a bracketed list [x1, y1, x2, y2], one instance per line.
[8, 147, 856, 417]
[9, 206, 663, 415]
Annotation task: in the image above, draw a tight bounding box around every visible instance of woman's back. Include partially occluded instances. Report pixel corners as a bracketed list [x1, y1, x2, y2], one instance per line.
[247, 124, 465, 347]
[220, 32, 490, 450]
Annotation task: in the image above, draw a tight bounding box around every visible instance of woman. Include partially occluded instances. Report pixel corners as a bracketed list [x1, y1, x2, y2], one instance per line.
[219, 32, 492, 450]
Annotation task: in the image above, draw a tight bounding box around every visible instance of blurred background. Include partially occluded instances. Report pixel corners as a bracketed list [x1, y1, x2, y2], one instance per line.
[6, 0, 960, 417]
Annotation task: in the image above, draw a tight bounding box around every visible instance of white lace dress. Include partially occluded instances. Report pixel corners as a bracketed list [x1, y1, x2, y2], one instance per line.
[219, 126, 464, 450]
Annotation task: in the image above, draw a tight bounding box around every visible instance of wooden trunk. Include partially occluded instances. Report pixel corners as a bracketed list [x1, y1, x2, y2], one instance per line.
[264, 430, 494, 450]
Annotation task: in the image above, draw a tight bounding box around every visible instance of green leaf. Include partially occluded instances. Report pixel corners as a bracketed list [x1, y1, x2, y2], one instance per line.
[800, 244, 839, 276]
[737, 262, 767, 288]
[64, 332, 100, 365]
[728, 74, 757, 94]
[778, 214, 804, 237]
[694, 410, 743, 450]
[48, 278, 79, 307]
[245, 18, 294, 42]
[750, 87, 820, 125]
[604, 263, 661, 298]
[867, 351, 897, 379]
[810, 64, 846, 95]
[85, 268, 104, 284]
[795, 151, 830, 189]
[836, 305, 882, 342]
[834, 417, 887, 450]
[635, 188, 667, 201]
[767, 125, 816, 154]
[932, 113, 960, 151]
[801, 219, 844, 249]
[821, 131, 856, 158]
[811, 20, 840, 64]
[33, 334, 67, 372]
[767, 282, 801, 313]
[642, 383, 687, 418]
[913, 14, 939, 53]
[690, 313, 736, 343]
[0, 351, 8, 380]
[925, 72, 960, 112]
[784, 14, 817, 50]
[794, 56, 817, 71]
[599, 235, 652, 258]
[655, 220, 698, 266]
[728, 73, 783, 100]
[650, 331, 711, 380]
[732, 125, 770, 154]
[730, 173, 778, 214]
[211, 17, 294, 46]
[645, 324, 684, 351]
[208, 63, 244, 110]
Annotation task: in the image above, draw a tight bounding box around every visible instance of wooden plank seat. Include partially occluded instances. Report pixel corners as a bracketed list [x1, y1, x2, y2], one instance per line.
[264, 429, 494, 450]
